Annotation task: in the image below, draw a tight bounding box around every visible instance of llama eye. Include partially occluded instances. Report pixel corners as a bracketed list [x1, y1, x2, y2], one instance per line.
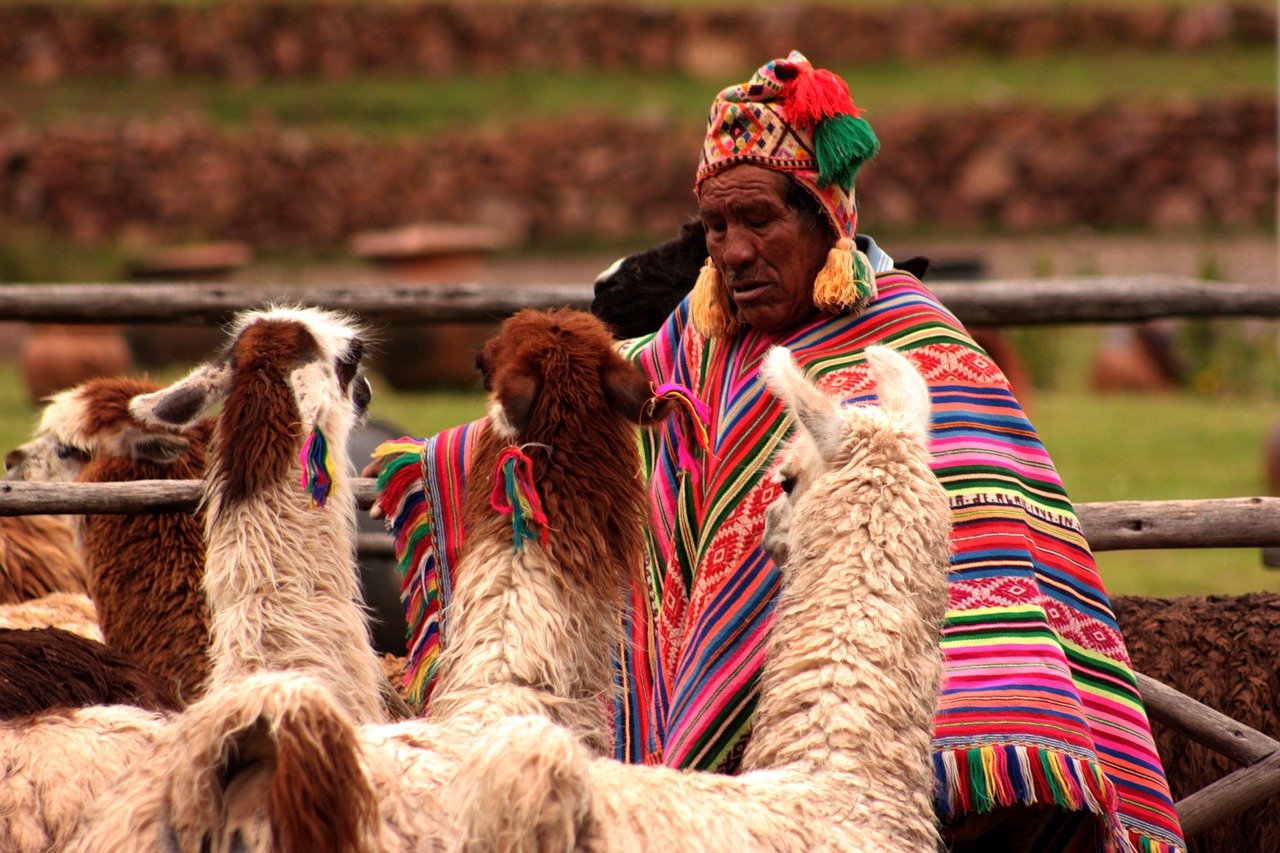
[779, 475, 796, 495]
[55, 441, 89, 463]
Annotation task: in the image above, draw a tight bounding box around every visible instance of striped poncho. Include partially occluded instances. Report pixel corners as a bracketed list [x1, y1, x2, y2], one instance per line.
[375, 272, 1184, 853]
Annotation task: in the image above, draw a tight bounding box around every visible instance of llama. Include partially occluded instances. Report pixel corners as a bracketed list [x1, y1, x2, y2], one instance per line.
[129, 305, 402, 725]
[67, 307, 681, 852]
[451, 344, 952, 853]
[5, 376, 213, 701]
[425, 307, 675, 752]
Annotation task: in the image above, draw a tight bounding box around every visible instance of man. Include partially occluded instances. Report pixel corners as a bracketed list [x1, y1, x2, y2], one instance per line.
[375, 52, 1184, 852]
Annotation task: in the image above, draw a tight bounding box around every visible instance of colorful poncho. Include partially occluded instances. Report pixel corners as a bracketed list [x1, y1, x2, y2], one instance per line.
[375, 272, 1185, 853]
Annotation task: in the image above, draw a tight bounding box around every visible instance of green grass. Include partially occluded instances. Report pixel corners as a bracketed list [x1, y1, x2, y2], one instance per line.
[5, 47, 1274, 137]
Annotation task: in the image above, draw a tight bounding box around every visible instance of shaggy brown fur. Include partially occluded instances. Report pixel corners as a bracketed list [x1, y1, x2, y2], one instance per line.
[213, 322, 320, 506]
[0, 627, 181, 716]
[467, 307, 665, 593]
[79, 413, 212, 702]
[0, 515, 89, 604]
[1115, 592, 1280, 853]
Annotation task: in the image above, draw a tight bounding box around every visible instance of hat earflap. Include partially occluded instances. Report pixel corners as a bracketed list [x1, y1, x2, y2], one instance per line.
[813, 237, 878, 315]
[690, 257, 741, 338]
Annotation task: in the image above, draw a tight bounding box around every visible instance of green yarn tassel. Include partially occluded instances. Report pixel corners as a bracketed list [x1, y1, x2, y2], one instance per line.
[814, 113, 880, 189]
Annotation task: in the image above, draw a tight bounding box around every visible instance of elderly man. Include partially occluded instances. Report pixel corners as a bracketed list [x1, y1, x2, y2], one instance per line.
[375, 52, 1184, 852]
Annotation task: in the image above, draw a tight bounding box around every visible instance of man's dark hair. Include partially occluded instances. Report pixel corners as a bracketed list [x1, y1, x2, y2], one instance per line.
[784, 178, 828, 234]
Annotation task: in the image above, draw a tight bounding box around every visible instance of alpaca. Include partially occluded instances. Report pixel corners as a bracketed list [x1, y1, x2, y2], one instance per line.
[1114, 592, 1280, 853]
[0, 515, 89, 604]
[5, 376, 212, 702]
[68, 308, 680, 852]
[451, 344, 952, 853]
[129, 306, 401, 725]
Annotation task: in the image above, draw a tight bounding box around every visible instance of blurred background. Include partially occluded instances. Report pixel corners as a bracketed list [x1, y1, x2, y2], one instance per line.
[0, 0, 1276, 596]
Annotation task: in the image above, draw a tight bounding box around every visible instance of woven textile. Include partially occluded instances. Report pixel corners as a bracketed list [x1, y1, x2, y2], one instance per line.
[375, 273, 1184, 853]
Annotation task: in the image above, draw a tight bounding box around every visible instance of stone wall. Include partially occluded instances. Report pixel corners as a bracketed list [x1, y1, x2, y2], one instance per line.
[1, 99, 1273, 246]
[2, 1, 1273, 82]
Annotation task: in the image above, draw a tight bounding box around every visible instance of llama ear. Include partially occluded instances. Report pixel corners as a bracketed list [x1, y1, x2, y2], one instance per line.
[121, 427, 190, 465]
[761, 346, 844, 461]
[863, 346, 931, 438]
[131, 358, 233, 429]
[494, 370, 541, 438]
[602, 357, 669, 425]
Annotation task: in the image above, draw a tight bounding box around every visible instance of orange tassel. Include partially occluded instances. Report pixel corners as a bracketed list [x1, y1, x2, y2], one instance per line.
[689, 257, 740, 338]
[812, 237, 877, 315]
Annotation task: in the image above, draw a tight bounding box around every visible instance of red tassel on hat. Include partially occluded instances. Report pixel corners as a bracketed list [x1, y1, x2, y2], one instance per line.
[786, 68, 859, 130]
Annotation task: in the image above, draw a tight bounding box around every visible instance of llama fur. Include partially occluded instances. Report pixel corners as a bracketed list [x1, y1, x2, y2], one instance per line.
[0, 515, 88, 604]
[1114, 592, 1280, 853]
[0, 627, 181, 717]
[0, 703, 168, 851]
[0, 591, 100, 641]
[452, 344, 952, 853]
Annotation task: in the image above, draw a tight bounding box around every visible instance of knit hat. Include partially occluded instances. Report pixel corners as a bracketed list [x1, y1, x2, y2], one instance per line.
[690, 51, 880, 337]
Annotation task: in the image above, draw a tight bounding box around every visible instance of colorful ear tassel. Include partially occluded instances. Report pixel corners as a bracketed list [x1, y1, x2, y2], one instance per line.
[812, 237, 878, 315]
[651, 382, 713, 479]
[300, 425, 337, 509]
[489, 446, 549, 551]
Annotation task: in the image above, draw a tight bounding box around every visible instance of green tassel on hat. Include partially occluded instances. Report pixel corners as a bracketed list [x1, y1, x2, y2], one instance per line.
[814, 113, 880, 189]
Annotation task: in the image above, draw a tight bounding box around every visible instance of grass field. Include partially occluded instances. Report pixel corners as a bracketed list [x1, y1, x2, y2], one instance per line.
[5, 47, 1275, 136]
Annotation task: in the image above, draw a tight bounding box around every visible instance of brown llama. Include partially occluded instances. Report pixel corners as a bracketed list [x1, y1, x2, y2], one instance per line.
[4, 376, 212, 702]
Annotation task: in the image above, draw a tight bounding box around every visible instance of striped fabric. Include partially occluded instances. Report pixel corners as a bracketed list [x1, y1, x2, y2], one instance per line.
[376, 273, 1184, 853]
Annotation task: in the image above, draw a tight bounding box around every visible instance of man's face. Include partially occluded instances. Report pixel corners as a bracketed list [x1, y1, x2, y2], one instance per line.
[698, 165, 834, 333]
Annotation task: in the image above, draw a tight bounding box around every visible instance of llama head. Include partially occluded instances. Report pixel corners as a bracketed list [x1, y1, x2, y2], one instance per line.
[476, 307, 673, 443]
[590, 220, 707, 339]
[130, 306, 372, 505]
[759, 345, 932, 564]
[4, 376, 196, 483]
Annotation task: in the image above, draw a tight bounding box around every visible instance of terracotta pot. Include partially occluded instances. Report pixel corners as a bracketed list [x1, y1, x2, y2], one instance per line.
[21, 324, 135, 402]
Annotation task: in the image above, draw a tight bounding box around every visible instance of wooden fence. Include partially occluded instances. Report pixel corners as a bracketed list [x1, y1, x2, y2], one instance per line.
[3, 272, 1280, 838]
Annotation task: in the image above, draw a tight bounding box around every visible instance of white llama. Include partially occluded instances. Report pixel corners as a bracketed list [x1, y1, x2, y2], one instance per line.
[449, 344, 952, 853]
[129, 306, 402, 725]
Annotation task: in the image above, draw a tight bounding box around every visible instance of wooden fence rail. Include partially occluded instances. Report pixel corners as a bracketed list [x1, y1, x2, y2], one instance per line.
[1, 275, 1278, 326]
[2, 480, 1279, 553]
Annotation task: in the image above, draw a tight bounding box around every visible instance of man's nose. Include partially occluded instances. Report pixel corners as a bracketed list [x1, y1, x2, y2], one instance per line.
[720, 226, 757, 269]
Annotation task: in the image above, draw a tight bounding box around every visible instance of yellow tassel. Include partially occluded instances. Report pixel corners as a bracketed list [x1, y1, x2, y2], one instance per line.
[689, 257, 740, 338]
[812, 237, 877, 315]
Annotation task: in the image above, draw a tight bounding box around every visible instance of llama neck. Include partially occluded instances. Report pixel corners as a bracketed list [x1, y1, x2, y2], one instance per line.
[203, 452, 386, 725]
[429, 535, 622, 753]
[741, 451, 950, 780]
